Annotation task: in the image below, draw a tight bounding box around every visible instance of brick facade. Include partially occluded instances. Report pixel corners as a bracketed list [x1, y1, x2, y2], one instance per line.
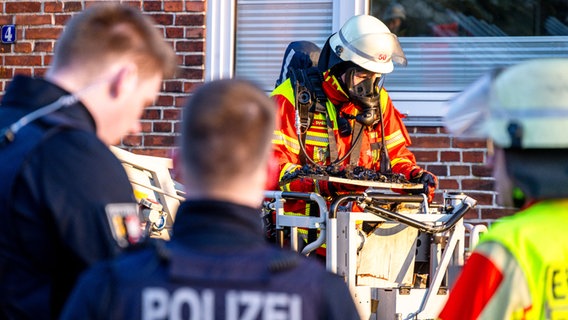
[0, 0, 204, 157]
[407, 126, 516, 222]
[0, 0, 513, 222]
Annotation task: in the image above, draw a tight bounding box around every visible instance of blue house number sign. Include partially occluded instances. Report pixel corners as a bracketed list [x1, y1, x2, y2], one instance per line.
[1, 25, 16, 44]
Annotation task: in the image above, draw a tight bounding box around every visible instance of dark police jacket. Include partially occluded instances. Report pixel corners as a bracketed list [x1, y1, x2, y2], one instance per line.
[0, 75, 139, 319]
[61, 200, 361, 320]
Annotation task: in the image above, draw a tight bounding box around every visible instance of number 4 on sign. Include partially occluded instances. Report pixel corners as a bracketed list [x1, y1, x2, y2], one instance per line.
[1, 25, 16, 44]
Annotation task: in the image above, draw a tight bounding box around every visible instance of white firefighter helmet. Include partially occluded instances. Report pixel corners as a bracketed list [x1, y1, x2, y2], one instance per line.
[445, 58, 568, 148]
[488, 58, 568, 148]
[329, 15, 407, 74]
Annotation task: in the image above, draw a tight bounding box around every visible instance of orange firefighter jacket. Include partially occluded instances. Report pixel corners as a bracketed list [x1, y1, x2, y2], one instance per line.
[270, 70, 421, 216]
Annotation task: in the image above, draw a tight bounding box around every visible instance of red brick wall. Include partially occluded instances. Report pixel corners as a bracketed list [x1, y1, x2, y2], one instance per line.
[0, 0, 513, 222]
[407, 126, 515, 223]
[0, 0, 205, 157]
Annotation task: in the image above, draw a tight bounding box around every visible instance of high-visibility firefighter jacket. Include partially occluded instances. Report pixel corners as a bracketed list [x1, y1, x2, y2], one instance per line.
[439, 199, 568, 320]
[270, 70, 421, 216]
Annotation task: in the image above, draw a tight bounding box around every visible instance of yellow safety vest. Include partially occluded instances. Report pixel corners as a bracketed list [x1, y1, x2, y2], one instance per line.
[478, 200, 568, 319]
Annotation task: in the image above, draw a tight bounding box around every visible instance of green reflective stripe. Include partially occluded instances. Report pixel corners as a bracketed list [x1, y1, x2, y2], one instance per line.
[391, 158, 412, 167]
[284, 211, 308, 217]
[306, 130, 328, 138]
[372, 149, 380, 162]
[271, 79, 295, 104]
[379, 88, 389, 113]
[279, 163, 300, 191]
[325, 100, 338, 130]
[312, 113, 327, 123]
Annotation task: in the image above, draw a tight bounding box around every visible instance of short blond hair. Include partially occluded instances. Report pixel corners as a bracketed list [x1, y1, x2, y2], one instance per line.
[51, 3, 177, 78]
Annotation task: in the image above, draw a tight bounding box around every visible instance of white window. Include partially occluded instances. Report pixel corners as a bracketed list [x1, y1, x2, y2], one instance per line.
[206, 0, 568, 125]
[234, 1, 333, 90]
[205, 0, 363, 83]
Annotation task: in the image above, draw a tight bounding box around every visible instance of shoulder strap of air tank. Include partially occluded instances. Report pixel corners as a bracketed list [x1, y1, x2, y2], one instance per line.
[290, 67, 343, 165]
[349, 122, 363, 166]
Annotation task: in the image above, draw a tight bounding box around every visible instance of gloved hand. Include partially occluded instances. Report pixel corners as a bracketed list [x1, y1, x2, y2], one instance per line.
[409, 168, 438, 203]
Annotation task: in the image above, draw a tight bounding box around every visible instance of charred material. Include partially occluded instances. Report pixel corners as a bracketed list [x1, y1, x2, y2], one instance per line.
[280, 164, 409, 186]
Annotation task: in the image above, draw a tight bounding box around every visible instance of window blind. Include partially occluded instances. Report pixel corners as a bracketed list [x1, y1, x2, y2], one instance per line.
[235, 0, 333, 90]
[234, 1, 568, 125]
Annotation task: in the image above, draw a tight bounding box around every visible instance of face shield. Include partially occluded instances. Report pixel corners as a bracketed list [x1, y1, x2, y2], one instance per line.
[446, 59, 568, 149]
[445, 58, 568, 205]
[444, 69, 502, 139]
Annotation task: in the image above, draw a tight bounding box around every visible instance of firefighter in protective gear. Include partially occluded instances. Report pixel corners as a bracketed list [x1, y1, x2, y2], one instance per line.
[270, 15, 438, 227]
[439, 58, 568, 320]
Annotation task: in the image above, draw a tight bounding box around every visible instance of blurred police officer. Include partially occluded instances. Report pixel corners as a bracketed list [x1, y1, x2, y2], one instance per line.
[61, 79, 361, 320]
[0, 4, 177, 319]
[439, 59, 568, 319]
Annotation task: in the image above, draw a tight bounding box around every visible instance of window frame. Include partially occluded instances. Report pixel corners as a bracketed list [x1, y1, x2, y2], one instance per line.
[205, 0, 365, 81]
[205, 0, 568, 126]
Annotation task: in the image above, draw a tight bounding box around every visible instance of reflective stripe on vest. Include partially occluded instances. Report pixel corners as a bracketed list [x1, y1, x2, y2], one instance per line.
[478, 200, 568, 319]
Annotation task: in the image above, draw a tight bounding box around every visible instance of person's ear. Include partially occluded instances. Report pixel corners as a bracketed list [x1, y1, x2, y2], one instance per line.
[109, 63, 138, 99]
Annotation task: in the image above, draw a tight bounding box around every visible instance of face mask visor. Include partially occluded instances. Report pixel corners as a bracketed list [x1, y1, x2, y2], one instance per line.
[346, 67, 385, 101]
[444, 69, 502, 139]
[344, 67, 386, 126]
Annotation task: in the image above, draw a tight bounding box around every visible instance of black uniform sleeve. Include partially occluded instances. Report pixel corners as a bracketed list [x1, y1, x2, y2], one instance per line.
[59, 262, 113, 320]
[320, 272, 362, 320]
[30, 129, 137, 264]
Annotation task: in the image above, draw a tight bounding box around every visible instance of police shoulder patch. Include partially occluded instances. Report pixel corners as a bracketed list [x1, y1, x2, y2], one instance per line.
[105, 203, 142, 247]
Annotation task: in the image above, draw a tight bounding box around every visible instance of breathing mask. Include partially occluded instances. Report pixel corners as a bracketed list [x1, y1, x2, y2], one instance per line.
[343, 66, 386, 127]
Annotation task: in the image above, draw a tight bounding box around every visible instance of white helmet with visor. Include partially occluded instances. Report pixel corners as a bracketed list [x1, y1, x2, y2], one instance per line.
[329, 15, 407, 74]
